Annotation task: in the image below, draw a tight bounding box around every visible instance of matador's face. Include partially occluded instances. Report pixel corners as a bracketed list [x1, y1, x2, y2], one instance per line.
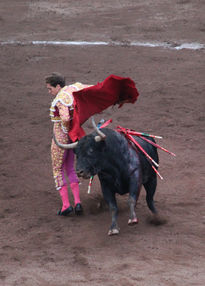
[46, 83, 61, 96]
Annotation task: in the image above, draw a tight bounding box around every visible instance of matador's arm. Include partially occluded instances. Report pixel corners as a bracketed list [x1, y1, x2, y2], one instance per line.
[57, 102, 71, 134]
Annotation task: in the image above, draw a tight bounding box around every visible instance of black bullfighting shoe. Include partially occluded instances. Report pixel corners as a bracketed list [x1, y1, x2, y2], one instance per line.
[74, 203, 83, 215]
[57, 206, 73, 216]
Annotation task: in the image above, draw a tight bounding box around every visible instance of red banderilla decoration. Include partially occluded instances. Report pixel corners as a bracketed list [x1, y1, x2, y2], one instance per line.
[116, 125, 176, 180]
[139, 136, 176, 157]
[125, 132, 163, 180]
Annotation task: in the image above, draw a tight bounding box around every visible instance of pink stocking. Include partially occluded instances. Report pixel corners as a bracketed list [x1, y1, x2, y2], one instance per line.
[59, 185, 70, 211]
[70, 182, 81, 206]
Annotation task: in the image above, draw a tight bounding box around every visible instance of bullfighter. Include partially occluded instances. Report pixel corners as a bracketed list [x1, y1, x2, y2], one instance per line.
[45, 72, 91, 216]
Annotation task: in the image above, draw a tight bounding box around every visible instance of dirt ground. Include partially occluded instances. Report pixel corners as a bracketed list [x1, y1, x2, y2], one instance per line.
[0, 1, 205, 285]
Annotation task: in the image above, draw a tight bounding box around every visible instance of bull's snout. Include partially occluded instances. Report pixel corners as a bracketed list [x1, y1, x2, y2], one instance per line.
[76, 170, 90, 179]
[76, 170, 84, 177]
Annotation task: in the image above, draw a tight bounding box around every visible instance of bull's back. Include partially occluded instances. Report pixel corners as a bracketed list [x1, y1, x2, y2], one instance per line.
[99, 128, 158, 188]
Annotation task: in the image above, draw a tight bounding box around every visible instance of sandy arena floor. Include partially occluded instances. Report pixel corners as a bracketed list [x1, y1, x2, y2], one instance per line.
[0, 1, 205, 285]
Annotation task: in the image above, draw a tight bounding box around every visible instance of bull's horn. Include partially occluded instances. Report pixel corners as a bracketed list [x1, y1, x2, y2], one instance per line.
[91, 116, 106, 142]
[53, 133, 78, 149]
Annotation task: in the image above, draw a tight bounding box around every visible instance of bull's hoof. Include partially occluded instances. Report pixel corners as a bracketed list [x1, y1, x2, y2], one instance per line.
[128, 218, 138, 225]
[108, 228, 120, 236]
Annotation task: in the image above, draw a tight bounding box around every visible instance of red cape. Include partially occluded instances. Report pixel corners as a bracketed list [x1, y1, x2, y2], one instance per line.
[68, 74, 139, 141]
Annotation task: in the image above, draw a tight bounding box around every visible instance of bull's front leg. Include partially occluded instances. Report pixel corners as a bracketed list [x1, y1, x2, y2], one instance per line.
[100, 182, 120, 236]
[128, 171, 142, 226]
[128, 196, 138, 225]
[107, 199, 120, 236]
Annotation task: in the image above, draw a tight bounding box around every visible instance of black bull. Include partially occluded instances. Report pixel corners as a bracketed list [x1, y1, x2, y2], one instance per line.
[54, 128, 159, 236]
